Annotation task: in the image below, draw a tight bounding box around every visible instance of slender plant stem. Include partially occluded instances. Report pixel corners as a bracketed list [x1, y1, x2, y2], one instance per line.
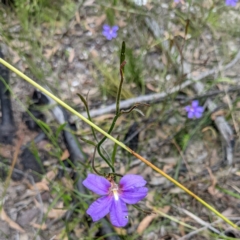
[91, 146, 104, 176]
[0, 58, 239, 230]
[116, 41, 125, 115]
[96, 141, 114, 172]
[116, 65, 125, 115]
[97, 114, 120, 172]
[97, 43, 126, 172]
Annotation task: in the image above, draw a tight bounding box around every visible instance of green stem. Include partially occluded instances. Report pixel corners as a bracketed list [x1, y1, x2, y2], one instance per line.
[91, 147, 104, 176]
[115, 67, 124, 115]
[97, 42, 126, 171]
[97, 114, 121, 172]
[116, 41, 126, 115]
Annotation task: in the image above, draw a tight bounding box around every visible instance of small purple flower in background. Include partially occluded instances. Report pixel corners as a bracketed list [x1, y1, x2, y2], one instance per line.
[102, 24, 119, 40]
[225, 0, 238, 6]
[185, 100, 204, 119]
[174, 0, 185, 4]
[83, 174, 148, 227]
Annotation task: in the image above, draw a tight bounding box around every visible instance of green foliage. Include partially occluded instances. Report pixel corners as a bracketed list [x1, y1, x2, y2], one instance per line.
[14, 0, 75, 29]
[105, 7, 115, 26]
[93, 59, 133, 99]
[125, 47, 144, 91]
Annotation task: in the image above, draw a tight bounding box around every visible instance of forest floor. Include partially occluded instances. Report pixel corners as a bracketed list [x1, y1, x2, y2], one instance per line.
[1, 0, 240, 239]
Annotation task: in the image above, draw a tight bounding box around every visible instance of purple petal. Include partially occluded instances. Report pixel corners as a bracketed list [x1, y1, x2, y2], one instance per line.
[103, 24, 111, 31]
[110, 32, 117, 38]
[187, 111, 194, 119]
[185, 106, 191, 112]
[83, 174, 110, 195]
[191, 100, 199, 107]
[120, 175, 147, 190]
[196, 106, 204, 113]
[87, 196, 113, 222]
[102, 30, 110, 36]
[102, 31, 113, 40]
[110, 199, 128, 227]
[121, 187, 148, 204]
[225, 0, 237, 6]
[194, 111, 203, 118]
[106, 35, 113, 40]
[112, 26, 119, 32]
[102, 29, 109, 34]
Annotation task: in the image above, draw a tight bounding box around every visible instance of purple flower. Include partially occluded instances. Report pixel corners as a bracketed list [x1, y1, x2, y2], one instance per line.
[185, 100, 204, 119]
[225, 0, 238, 6]
[83, 174, 148, 227]
[174, 0, 185, 3]
[102, 24, 119, 40]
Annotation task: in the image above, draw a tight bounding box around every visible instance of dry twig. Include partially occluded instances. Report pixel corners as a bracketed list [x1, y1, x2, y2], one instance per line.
[78, 51, 240, 118]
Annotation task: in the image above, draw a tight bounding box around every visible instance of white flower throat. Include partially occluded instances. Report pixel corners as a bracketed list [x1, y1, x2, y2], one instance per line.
[110, 183, 119, 201]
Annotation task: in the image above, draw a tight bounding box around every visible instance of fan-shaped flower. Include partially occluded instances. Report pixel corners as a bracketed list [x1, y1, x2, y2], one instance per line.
[225, 0, 238, 6]
[174, 0, 185, 4]
[102, 25, 119, 40]
[185, 100, 204, 119]
[83, 174, 148, 227]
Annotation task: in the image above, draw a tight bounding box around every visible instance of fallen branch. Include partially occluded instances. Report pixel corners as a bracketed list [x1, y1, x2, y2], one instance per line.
[174, 205, 222, 235]
[178, 217, 240, 240]
[80, 51, 240, 118]
[193, 81, 234, 165]
[147, 16, 237, 166]
[182, 59, 234, 166]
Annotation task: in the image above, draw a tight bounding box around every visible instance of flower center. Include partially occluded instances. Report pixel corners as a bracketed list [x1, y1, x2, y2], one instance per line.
[110, 183, 119, 201]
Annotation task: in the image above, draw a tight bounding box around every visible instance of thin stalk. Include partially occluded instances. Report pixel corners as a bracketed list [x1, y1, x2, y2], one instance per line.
[91, 146, 103, 176]
[116, 41, 125, 115]
[97, 42, 125, 172]
[0, 58, 239, 230]
[97, 114, 121, 172]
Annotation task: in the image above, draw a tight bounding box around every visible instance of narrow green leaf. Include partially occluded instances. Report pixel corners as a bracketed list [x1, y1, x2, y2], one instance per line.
[111, 136, 119, 166]
[55, 123, 67, 139]
[37, 119, 51, 133]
